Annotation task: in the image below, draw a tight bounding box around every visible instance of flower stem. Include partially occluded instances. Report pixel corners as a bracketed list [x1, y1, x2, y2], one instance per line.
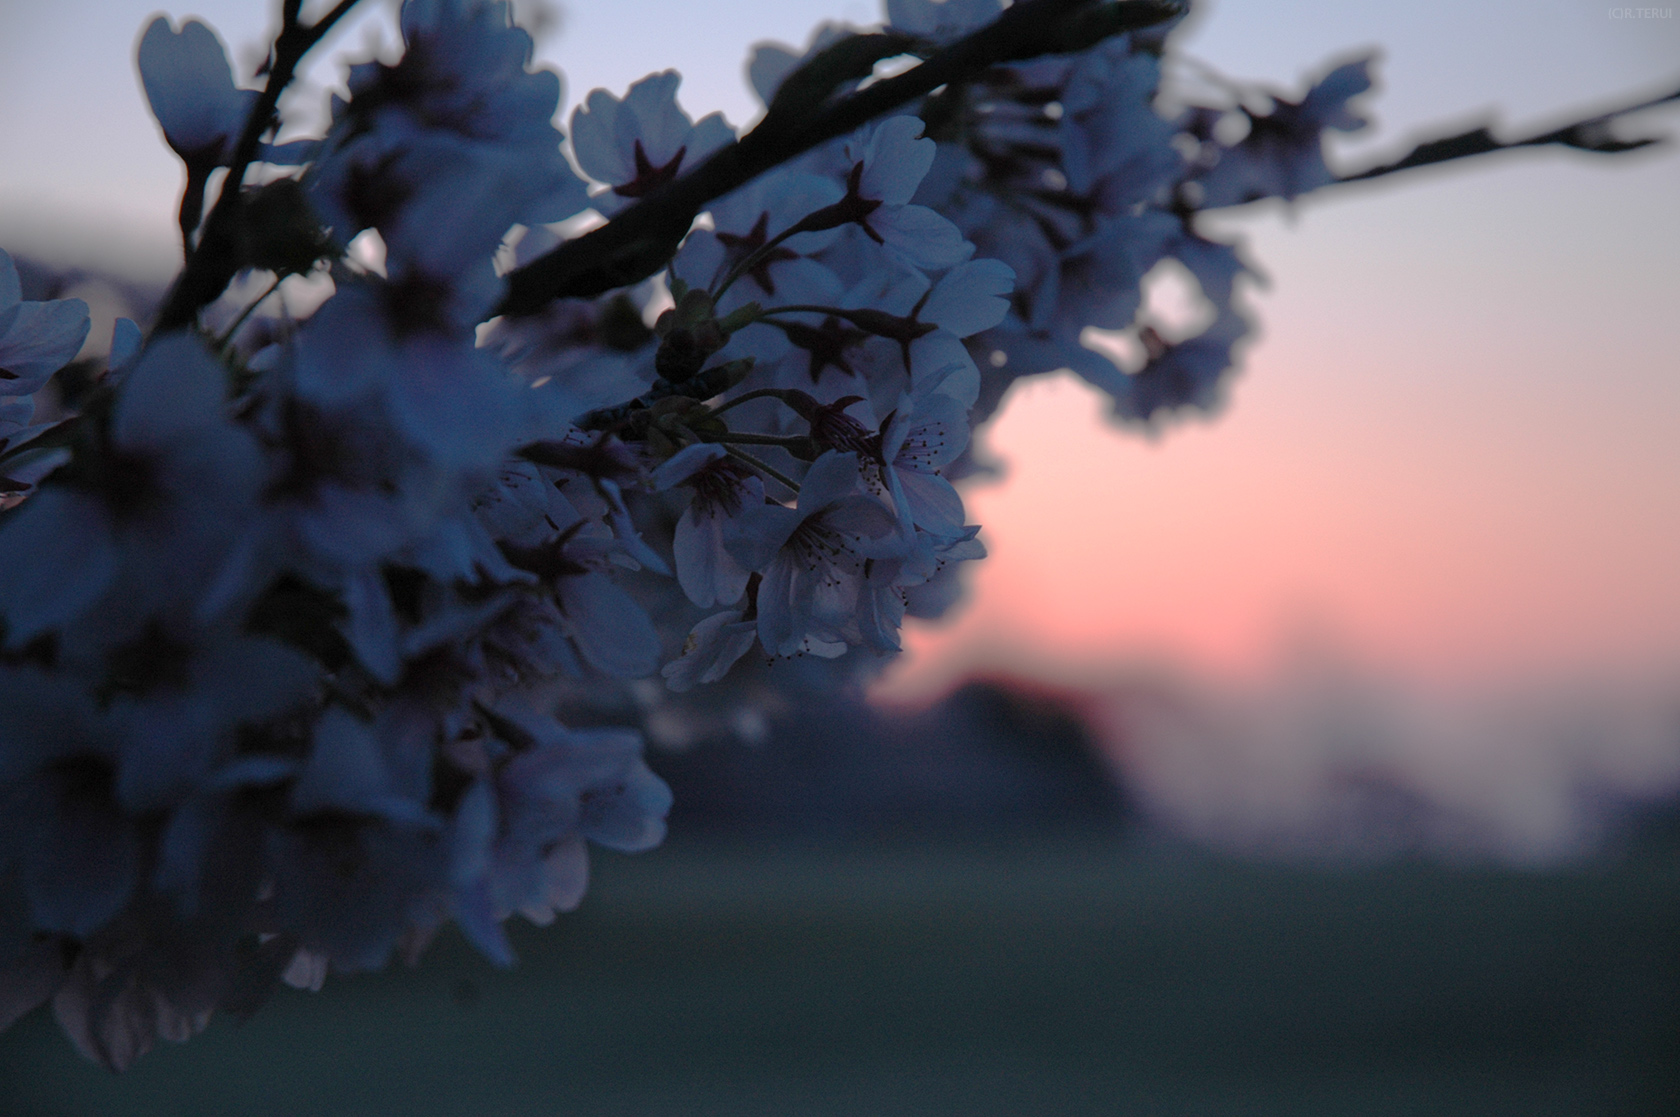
[723, 446, 801, 496]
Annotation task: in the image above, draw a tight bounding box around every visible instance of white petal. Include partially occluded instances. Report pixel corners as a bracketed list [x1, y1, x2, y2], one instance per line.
[0, 299, 91, 392]
[570, 88, 631, 185]
[559, 572, 660, 677]
[674, 506, 749, 609]
[136, 17, 252, 157]
[111, 333, 227, 449]
[873, 205, 970, 271]
[922, 259, 1015, 338]
[0, 489, 117, 646]
[861, 117, 934, 206]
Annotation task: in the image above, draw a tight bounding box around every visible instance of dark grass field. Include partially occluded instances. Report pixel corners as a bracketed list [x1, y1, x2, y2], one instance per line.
[2, 838, 1677, 1116]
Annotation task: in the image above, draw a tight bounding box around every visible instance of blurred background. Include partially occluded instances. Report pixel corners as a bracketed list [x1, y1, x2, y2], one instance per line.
[1, 0, 1678, 1112]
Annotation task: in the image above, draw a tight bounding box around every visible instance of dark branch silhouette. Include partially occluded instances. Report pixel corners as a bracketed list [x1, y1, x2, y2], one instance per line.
[495, 0, 1188, 316]
[1331, 82, 1679, 188]
[152, 0, 366, 335]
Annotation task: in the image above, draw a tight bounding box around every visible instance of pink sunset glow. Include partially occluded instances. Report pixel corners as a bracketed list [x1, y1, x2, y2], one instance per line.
[877, 155, 1680, 702]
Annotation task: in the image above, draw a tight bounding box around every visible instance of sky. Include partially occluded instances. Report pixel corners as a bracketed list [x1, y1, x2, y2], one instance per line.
[876, 1, 1680, 699]
[1, 1, 1677, 711]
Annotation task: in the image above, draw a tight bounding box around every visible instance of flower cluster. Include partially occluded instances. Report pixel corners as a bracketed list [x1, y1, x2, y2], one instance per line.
[0, 0, 1424, 1069]
[868, 0, 1373, 425]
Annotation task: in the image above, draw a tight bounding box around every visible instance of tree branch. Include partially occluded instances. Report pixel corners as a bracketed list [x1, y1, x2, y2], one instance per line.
[496, 0, 1186, 317]
[152, 0, 365, 335]
[1330, 81, 1679, 188]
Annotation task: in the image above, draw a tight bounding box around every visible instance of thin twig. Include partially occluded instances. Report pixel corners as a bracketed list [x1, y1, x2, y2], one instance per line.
[1327, 82, 1678, 189]
[710, 432, 812, 448]
[706, 387, 802, 419]
[153, 0, 366, 335]
[216, 274, 285, 354]
[722, 446, 802, 496]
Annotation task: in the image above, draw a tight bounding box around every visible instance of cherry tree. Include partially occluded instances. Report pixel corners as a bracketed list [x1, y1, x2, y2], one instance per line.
[0, 0, 1672, 1069]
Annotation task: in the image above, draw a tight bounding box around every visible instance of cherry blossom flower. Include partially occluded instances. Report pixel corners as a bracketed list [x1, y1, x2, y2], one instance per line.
[571, 71, 734, 213]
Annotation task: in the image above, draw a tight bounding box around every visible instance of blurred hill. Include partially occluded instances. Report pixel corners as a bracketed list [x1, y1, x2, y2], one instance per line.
[650, 676, 1133, 842]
